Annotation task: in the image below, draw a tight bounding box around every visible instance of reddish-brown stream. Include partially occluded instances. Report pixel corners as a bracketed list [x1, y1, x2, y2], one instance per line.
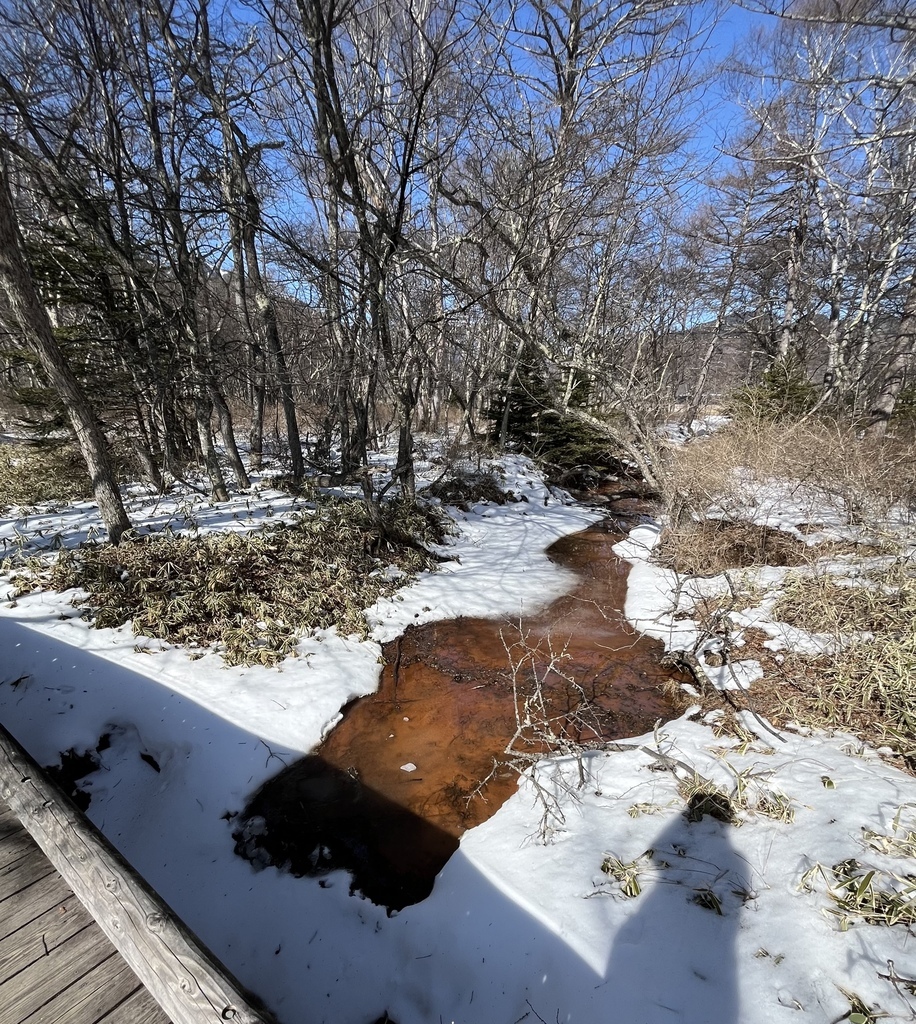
[234, 503, 684, 910]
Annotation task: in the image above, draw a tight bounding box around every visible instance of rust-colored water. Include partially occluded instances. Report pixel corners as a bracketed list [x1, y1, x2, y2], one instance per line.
[234, 507, 683, 909]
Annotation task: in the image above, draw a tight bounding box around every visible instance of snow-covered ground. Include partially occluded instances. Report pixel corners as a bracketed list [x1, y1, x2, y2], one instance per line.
[1, 451, 915, 1024]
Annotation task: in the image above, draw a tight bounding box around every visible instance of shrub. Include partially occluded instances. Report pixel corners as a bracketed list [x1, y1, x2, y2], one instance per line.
[485, 353, 617, 466]
[730, 358, 819, 421]
[423, 468, 513, 509]
[0, 442, 91, 512]
[29, 497, 448, 667]
[661, 416, 916, 533]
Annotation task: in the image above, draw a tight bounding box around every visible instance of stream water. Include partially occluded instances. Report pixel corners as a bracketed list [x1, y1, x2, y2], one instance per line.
[234, 498, 684, 910]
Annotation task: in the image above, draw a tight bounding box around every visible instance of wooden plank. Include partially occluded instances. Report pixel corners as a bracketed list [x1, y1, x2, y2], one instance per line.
[0, 853, 54, 902]
[22, 947, 138, 1024]
[0, 872, 73, 942]
[0, 894, 92, 985]
[95, 984, 167, 1024]
[0, 801, 24, 841]
[0, 828, 33, 870]
[0, 723, 277, 1024]
[0, 923, 112, 1024]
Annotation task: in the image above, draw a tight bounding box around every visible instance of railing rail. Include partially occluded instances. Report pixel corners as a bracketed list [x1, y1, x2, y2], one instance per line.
[0, 720, 279, 1024]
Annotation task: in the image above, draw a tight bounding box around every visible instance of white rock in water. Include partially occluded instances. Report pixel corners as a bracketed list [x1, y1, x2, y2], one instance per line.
[400, 762, 417, 773]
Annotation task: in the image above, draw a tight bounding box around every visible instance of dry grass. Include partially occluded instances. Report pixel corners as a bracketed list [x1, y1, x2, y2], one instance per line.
[766, 565, 916, 760]
[15, 497, 447, 667]
[773, 565, 916, 636]
[600, 852, 651, 898]
[0, 442, 91, 512]
[663, 417, 916, 531]
[656, 519, 810, 576]
[801, 859, 916, 930]
[678, 765, 795, 826]
[679, 564, 916, 770]
[659, 417, 916, 767]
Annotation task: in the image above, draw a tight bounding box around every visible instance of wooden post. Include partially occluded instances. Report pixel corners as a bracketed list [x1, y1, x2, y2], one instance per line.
[0, 721, 279, 1024]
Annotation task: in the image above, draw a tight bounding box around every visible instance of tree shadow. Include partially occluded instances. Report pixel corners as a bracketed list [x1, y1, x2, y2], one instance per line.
[600, 796, 748, 1023]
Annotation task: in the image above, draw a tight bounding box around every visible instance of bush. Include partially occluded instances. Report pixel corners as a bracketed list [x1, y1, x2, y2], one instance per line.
[30, 497, 448, 667]
[0, 442, 91, 512]
[486, 353, 614, 466]
[730, 358, 819, 421]
[423, 468, 513, 509]
[662, 416, 916, 533]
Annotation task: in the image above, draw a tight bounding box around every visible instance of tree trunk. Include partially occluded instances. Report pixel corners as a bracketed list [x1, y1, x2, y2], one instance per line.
[210, 385, 250, 489]
[193, 395, 229, 501]
[155, 389, 192, 481]
[232, 262, 265, 472]
[866, 280, 916, 437]
[152, 0, 303, 483]
[396, 413, 416, 499]
[131, 402, 165, 491]
[0, 164, 132, 543]
[248, 340, 265, 472]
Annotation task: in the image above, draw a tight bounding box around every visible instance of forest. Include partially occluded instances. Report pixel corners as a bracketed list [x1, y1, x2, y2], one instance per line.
[2, 6, 916, 1023]
[0, 0, 913, 542]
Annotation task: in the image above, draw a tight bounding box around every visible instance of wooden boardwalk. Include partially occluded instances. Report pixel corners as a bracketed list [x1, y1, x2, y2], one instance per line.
[0, 722, 278, 1024]
[0, 795, 171, 1024]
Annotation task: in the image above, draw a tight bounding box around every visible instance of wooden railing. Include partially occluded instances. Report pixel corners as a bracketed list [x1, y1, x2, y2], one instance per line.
[0, 721, 279, 1024]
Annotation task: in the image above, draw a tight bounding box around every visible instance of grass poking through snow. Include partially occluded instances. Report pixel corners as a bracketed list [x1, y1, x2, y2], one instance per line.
[12, 497, 448, 666]
[766, 564, 916, 762]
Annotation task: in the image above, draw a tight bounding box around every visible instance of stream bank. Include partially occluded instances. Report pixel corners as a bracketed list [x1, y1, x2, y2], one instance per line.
[234, 495, 687, 909]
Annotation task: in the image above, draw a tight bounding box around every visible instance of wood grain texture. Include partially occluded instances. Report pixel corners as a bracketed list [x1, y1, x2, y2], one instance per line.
[0, 828, 34, 870]
[0, 894, 92, 985]
[0, 871, 73, 941]
[22, 946, 138, 1024]
[0, 793, 24, 839]
[0, 795, 172, 1024]
[0, 853, 55, 902]
[0, 722, 278, 1024]
[0, 922, 112, 1024]
[95, 983, 162, 1024]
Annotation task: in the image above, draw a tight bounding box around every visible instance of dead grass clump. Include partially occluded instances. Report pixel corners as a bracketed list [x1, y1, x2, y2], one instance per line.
[600, 851, 652, 898]
[423, 468, 513, 509]
[827, 860, 916, 929]
[780, 637, 915, 758]
[664, 416, 916, 528]
[682, 785, 738, 824]
[773, 567, 916, 636]
[0, 442, 91, 512]
[35, 498, 447, 667]
[657, 519, 809, 576]
[739, 565, 916, 766]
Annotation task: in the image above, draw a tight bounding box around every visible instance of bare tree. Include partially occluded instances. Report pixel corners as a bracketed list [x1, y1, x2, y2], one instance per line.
[150, 0, 304, 480]
[430, 0, 710, 483]
[710, 9, 916, 422]
[0, 162, 131, 542]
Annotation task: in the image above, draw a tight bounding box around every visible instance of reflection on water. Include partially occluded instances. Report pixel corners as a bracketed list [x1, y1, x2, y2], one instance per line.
[234, 505, 686, 910]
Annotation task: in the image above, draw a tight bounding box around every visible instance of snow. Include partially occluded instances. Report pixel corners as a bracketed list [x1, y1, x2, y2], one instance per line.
[2, 450, 916, 1024]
